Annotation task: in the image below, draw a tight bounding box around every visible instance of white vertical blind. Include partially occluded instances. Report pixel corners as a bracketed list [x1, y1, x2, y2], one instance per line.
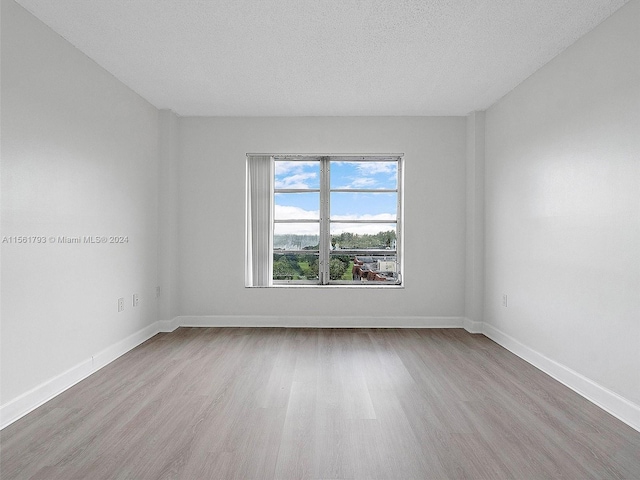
[245, 155, 273, 286]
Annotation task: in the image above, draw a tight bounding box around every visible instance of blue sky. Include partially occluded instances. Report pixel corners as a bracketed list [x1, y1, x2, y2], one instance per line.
[330, 161, 397, 190]
[274, 161, 398, 235]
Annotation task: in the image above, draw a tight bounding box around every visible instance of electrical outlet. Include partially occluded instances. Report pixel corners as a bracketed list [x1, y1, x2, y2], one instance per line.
[133, 294, 139, 307]
[502, 294, 508, 307]
[118, 297, 124, 312]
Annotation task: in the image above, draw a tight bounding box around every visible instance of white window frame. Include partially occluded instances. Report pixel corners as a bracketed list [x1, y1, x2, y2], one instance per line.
[246, 154, 404, 287]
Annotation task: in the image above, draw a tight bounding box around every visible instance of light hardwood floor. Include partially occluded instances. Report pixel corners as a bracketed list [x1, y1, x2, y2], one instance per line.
[1, 328, 639, 479]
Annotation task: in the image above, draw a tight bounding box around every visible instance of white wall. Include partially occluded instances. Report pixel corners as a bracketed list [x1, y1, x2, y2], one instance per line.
[1, 0, 159, 407]
[157, 110, 180, 325]
[178, 117, 467, 323]
[484, 0, 639, 409]
[465, 112, 485, 328]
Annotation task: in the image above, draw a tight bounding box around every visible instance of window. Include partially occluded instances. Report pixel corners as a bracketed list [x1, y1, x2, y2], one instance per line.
[246, 155, 403, 287]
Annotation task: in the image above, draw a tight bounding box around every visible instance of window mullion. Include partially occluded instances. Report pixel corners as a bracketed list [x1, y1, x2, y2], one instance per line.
[319, 157, 330, 285]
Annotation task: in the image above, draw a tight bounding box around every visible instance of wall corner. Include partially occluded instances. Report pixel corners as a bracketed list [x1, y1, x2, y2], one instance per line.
[464, 111, 486, 324]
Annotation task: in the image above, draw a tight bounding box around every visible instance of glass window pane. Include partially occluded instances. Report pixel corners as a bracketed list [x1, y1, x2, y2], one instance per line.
[275, 193, 319, 220]
[274, 223, 319, 251]
[330, 252, 399, 283]
[275, 161, 320, 189]
[330, 192, 396, 220]
[330, 161, 397, 190]
[330, 223, 396, 251]
[273, 252, 319, 281]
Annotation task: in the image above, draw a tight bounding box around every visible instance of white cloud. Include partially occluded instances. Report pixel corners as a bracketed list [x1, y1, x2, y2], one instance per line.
[274, 206, 319, 234]
[331, 213, 395, 234]
[336, 177, 378, 189]
[275, 172, 317, 189]
[275, 161, 319, 189]
[332, 213, 395, 222]
[274, 206, 318, 235]
[274, 161, 316, 175]
[274, 223, 319, 235]
[334, 162, 396, 189]
[356, 162, 396, 175]
[274, 205, 319, 220]
[352, 178, 377, 187]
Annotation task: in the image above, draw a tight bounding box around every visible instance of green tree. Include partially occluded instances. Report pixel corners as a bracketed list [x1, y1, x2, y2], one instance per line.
[329, 230, 396, 249]
[309, 260, 319, 279]
[273, 256, 297, 279]
[329, 258, 347, 280]
[306, 258, 347, 280]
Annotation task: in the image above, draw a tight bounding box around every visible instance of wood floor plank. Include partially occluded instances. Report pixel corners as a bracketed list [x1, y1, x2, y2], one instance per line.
[335, 331, 377, 420]
[274, 380, 317, 479]
[2, 327, 639, 480]
[312, 330, 352, 479]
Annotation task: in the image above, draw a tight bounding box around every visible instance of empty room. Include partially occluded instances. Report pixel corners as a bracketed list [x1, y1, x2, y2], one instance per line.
[1, 0, 639, 478]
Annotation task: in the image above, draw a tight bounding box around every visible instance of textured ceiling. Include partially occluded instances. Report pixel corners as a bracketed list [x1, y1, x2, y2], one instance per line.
[15, 0, 629, 116]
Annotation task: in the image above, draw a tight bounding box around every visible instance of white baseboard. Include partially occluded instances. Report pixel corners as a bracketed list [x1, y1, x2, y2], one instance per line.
[463, 317, 484, 334]
[0, 322, 160, 430]
[482, 322, 640, 433]
[158, 317, 180, 332]
[177, 315, 465, 329]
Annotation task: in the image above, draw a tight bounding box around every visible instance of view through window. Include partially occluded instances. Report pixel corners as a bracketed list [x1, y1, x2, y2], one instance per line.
[272, 155, 403, 285]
